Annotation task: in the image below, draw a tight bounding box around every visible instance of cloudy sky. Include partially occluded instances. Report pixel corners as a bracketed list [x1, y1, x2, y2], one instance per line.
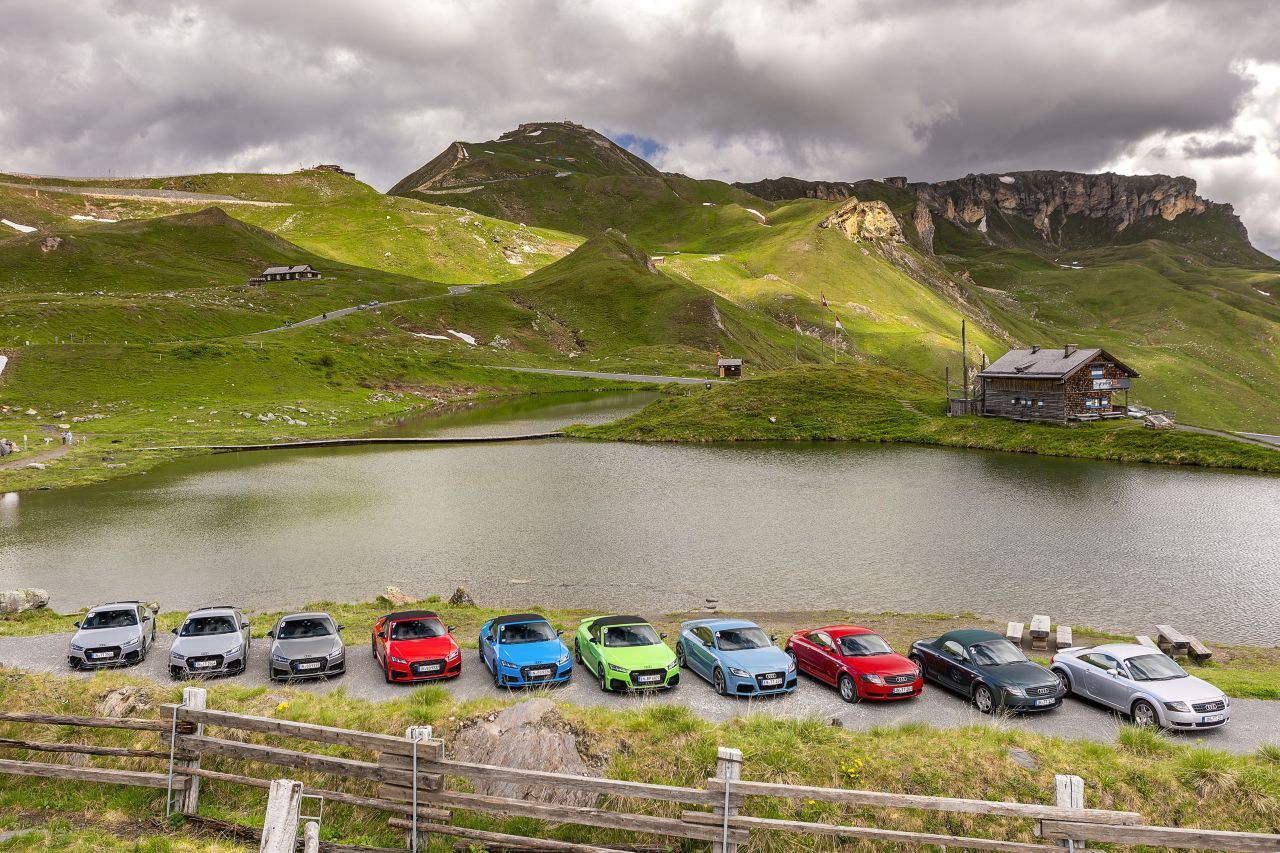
[3, 0, 1278, 255]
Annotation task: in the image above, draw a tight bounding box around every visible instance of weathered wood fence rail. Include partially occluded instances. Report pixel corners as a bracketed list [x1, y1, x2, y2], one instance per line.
[2, 691, 1278, 852]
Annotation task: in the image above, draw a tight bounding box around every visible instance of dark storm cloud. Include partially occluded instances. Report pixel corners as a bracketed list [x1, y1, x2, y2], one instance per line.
[1, 0, 1278, 251]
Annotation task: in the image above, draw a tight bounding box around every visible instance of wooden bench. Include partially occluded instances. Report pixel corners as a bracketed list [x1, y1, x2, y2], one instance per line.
[1029, 615, 1051, 650]
[1006, 622, 1024, 647]
[1135, 635, 1160, 651]
[1185, 635, 1213, 663]
[1055, 625, 1073, 649]
[1156, 624, 1190, 656]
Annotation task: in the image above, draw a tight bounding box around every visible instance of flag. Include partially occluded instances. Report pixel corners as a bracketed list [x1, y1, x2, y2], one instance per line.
[794, 317, 802, 333]
[820, 292, 828, 308]
[834, 316, 844, 332]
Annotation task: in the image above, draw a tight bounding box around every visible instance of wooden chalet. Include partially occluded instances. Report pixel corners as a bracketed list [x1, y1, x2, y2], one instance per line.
[260, 265, 322, 282]
[978, 345, 1137, 423]
[717, 357, 743, 378]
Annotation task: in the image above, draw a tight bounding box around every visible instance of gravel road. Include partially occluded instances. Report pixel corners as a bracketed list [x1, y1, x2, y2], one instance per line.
[2, 632, 1274, 754]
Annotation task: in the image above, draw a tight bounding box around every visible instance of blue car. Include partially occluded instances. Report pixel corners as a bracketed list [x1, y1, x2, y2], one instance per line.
[676, 618, 798, 696]
[478, 613, 572, 688]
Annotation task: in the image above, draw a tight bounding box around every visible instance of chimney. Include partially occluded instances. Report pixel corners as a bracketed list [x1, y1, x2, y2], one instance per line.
[1030, 345, 1040, 354]
[1064, 344, 1077, 357]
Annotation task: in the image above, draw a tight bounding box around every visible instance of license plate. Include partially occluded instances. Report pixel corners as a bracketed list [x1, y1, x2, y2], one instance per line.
[1034, 698, 1055, 706]
[193, 660, 216, 669]
[528, 668, 552, 677]
[418, 664, 441, 672]
[892, 685, 913, 694]
[91, 652, 114, 660]
[637, 675, 660, 683]
[1202, 713, 1225, 723]
[297, 662, 321, 670]
[761, 678, 782, 687]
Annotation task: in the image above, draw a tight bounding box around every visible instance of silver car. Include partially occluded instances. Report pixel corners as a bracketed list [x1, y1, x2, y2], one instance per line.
[1051, 642, 1230, 730]
[169, 606, 251, 679]
[68, 601, 158, 669]
[267, 612, 346, 681]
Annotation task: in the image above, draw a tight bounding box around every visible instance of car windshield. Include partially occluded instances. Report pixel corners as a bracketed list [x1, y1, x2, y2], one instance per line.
[390, 618, 445, 640]
[716, 627, 770, 651]
[180, 615, 237, 636]
[499, 621, 558, 644]
[604, 624, 660, 647]
[81, 609, 138, 629]
[1126, 653, 1188, 681]
[277, 618, 332, 640]
[838, 634, 893, 657]
[969, 640, 1027, 666]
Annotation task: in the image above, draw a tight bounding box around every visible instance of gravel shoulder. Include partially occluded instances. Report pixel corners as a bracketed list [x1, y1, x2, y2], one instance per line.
[2, 631, 1275, 755]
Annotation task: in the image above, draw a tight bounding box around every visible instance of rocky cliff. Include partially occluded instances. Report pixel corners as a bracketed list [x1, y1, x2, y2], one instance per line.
[819, 197, 905, 243]
[734, 176, 856, 202]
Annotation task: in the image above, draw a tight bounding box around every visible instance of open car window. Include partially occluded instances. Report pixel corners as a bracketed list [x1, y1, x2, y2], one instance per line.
[180, 615, 237, 636]
[604, 624, 660, 647]
[969, 640, 1028, 666]
[277, 618, 333, 640]
[81, 609, 138, 630]
[499, 621, 557, 644]
[390, 618, 446, 640]
[1126, 653, 1187, 681]
[716, 627, 770, 651]
[838, 634, 892, 657]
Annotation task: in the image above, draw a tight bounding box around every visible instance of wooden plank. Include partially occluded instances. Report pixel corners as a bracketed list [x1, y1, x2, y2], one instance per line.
[0, 757, 186, 790]
[681, 812, 1057, 853]
[171, 705, 407, 753]
[705, 779, 1142, 825]
[422, 757, 718, 806]
[1007, 622, 1025, 644]
[185, 814, 403, 852]
[1040, 821, 1280, 852]
[1156, 624, 1191, 650]
[260, 778, 303, 853]
[0, 710, 194, 734]
[1187, 635, 1213, 663]
[186, 767, 451, 821]
[180, 735, 386, 783]
[1135, 635, 1160, 650]
[1054, 774, 1085, 850]
[0, 737, 195, 761]
[387, 819, 634, 853]
[1055, 625, 1073, 649]
[1030, 615, 1051, 638]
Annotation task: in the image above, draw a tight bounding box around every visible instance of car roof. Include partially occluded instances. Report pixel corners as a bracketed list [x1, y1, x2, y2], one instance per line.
[278, 611, 332, 622]
[591, 615, 648, 630]
[686, 618, 757, 631]
[491, 613, 549, 628]
[384, 610, 439, 622]
[939, 629, 1004, 646]
[823, 625, 876, 638]
[186, 606, 237, 617]
[89, 602, 140, 612]
[1088, 643, 1163, 659]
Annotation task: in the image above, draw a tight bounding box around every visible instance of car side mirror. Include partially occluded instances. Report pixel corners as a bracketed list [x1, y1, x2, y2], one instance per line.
[266, 630, 275, 638]
[770, 634, 778, 643]
[555, 629, 563, 636]
[448, 625, 456, 633]
[336, 625, 345, 632]
[73, 621, 80, 628]
[660, 632, 668, 640]
[171, 627, 178, 635]
[241, 622, 249, 629]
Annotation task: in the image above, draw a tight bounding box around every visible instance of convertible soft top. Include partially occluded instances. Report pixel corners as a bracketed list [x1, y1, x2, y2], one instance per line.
[592, 615, 647, 630]
[491, 613, 548, 628]
[384, 610, 440, 622]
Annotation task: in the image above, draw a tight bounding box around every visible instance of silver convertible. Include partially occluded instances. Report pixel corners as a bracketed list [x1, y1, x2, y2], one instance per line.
[1050, 643, 1230, 730]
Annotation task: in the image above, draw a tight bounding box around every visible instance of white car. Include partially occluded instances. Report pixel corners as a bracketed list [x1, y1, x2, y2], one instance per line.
[1051, 643, 1230, 730]
[169, 606, 251, 679]
[68, 601, 158, 669]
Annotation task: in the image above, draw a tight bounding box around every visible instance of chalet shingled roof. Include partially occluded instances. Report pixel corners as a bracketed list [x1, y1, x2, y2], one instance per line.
[979, 346, 1138, 380]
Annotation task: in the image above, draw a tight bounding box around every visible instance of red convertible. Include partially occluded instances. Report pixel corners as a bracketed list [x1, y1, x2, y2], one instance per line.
[786, 625, 922, 703]
[372, 610, 461, 683]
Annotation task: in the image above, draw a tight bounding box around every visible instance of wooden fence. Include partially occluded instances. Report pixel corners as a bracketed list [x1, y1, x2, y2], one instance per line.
[1, 688, 1277, 852]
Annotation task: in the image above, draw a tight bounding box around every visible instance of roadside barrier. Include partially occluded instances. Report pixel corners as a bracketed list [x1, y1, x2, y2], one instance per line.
[1, 690, 1277, 852]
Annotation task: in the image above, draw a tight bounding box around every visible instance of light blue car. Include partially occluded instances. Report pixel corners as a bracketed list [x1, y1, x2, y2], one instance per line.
[676, 618, 797, 696]
[479, 613, 572, 688]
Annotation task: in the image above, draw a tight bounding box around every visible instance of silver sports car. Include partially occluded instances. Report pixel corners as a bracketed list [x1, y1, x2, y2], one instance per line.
[169, 606, 251, 679]
[267, 611, 346, 680]
[68, 601, 158, 669]
[1051, 642, 1230, 730]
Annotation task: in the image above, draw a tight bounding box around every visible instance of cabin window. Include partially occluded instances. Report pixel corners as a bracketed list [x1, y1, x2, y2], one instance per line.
[1085, 395, 1111, 409]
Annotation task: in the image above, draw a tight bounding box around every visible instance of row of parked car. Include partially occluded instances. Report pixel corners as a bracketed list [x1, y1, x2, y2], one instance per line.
[65, 602, 1232, 731]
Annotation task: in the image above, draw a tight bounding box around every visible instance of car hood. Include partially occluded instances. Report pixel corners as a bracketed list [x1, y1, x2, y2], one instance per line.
[717, 646, 792, 673]
[498, 639, 568, 666]
[173, 633, 243, 656]
[981, 660, 1057, 688]
[1139, 674, 1225, 703]
[73, 626, 140, 647]
[389, 636, 456, 659]
[275, 636, 342, 658]
[841, 652, 916, 677]
[603, 643, 676, 669]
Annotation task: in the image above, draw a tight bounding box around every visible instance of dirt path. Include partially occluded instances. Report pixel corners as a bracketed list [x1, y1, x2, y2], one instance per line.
[0, 443, 74, 470]
[1172, 423, 1280, 450]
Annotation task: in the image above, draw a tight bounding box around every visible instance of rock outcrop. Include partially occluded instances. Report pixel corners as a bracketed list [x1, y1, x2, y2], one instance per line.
[912, 203, 936, 254]
[819, 198, 905, 244]
[0, 588, 49, 614]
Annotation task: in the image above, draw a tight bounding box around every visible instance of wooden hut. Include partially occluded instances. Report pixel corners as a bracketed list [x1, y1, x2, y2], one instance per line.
[717, 358, 743, 379]
[978, 345, 1137, 423]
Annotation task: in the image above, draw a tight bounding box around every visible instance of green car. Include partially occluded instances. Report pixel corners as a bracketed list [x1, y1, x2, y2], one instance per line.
[574, 615, 680, 692]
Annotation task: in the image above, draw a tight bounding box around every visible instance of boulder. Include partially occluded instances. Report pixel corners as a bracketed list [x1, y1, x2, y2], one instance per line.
[384, 585, 414, 606]
[97, 686, 152, 719]
[452, 699, 601, 806]
[448, 586, 476, 607]
[0, 588, 49, 614]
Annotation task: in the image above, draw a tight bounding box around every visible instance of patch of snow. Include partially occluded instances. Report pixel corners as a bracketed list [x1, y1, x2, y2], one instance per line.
[1255, 288, 1272, 297]
[744, 208, 767, 222]
[999, 175, 1016, 184]
[702, 202, 715, 206]
[701, 254, 722, 262]
[526, 129, 542, 136]
[554, 171, 570, 178]
[977, 215, 988, 233]
[447, 329, 477, 346]
[2, 219, 36, 233]
[70, 214, 119, 223]
[0, 355, 7, 377]
[460, 147, 469, 159]
[484, 150, 495, 154]
[412, 333, 451, 340]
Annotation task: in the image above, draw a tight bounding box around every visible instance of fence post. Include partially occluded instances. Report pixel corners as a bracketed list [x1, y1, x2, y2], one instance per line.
[260, 778, 304, 853]
[711, 746, 743, 853]
[1054, 773, 1086, 850]
[177, 686, 206, 815]
[302, 819, 321, 853]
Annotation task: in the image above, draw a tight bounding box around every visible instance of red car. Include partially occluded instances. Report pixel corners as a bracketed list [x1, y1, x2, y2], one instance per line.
[372, 610, 461, 683]
[786, 625, 922, 703]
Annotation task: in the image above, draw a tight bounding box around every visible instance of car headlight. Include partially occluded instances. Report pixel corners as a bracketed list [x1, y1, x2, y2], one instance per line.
[1005, 686, 1026, 697]
[1222, 696, 1231, 707]
[390, 655, 407, 665]
[1164, 701, 1192, 713]
[860, 673, 885, 685]
[500, 659, 519, 670]
[170, 652, 186, 661]
[667, 660, 680, 671]
[607, 663, 628, 673]
[446, 648, 460, 662]
[70, 643, 84, 652]
[121, 636, 141, 648]
[787, 658, 797, 672]
[558, 651, 570, 666]
[728, 667, 750, 678]
[272, 653, 290, 663]
[328, 647, 344, 659]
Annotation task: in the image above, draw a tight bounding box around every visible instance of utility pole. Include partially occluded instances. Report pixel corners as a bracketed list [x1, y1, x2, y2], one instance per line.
[961, 319, 968, 401]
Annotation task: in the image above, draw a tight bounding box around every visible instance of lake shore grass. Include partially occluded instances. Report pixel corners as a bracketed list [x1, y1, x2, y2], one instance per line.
[0, 665, 1277, 851]
[4, 594, 1276, 699]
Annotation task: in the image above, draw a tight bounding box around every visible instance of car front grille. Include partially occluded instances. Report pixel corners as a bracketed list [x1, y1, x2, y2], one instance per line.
[886, 672, 916, 685]
[85, 646, 122, 662]
[1193, 699, 1226, 713]
[521, 664, 558, 682]
[186, 654, 225, 671]
[290, 657, 327, 675]
[1028, 684, 1057, 697]
[411, 658, 446, 676]
[629, 668, 666, 686]
[754, 671, 786, 689]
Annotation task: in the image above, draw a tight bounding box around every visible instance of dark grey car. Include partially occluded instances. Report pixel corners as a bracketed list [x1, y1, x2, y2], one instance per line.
[268, 612, 346, 681]
[68, 601, 158, 669]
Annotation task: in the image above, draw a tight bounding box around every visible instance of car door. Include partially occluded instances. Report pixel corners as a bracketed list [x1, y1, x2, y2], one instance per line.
[1080, 653, 1128, 709]
[480, 626, 496, 672]
[789, 634, 817, 675]
[584, 623, 605, 674]
[940, 640, 975, 694]
[807, 632, 839, 684]
[136, 605, 151, 648]
[683, 627, 711, 678]
[374, 619, 388, 665]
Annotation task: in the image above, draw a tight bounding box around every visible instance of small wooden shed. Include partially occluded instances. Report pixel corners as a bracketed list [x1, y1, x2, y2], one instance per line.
[717, 358, 743, 379]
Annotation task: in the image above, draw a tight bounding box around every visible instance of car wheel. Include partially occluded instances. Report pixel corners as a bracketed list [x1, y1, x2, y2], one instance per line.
[675, 643, 686, 668]
[838, 673, 859, 704]
[598, 666, 609, 693]
[170, 666, 183, 681]
[574, 640, 582, 665]
[974, 684, 995, 714]
[384, 662, 394, 684]
[786, 647, 798, 671]
[1054, 668, 1072, 697]
[1132, 699, 1159, 728]
[713, 667, 727, 695]
[908, 653, 925, 678]
[371, 635, 377, 659]
[68, 657, 81, 671]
